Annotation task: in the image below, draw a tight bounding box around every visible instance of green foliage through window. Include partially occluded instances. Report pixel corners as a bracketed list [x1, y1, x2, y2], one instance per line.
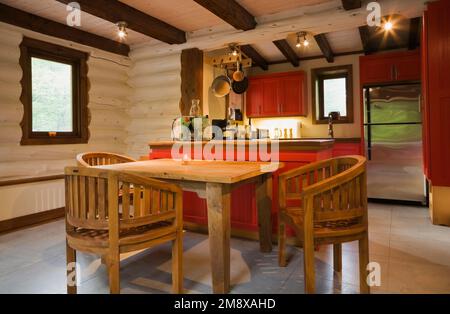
[323, 77, 347, 117]
[31, 57, 73, 132]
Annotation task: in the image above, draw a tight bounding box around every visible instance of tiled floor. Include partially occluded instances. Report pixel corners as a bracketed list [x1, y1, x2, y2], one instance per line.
[0, 203, 449, 294]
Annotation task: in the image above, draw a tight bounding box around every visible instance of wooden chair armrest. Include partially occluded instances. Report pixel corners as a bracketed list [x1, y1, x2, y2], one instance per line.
[278, 158, 335, 181]
[302, 162, 365, 197]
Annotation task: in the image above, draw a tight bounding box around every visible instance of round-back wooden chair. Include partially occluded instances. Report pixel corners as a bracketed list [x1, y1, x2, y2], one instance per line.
[64, 166, 183, 294]
[278, 155, 369, 294]
[76, 152, 136, 167]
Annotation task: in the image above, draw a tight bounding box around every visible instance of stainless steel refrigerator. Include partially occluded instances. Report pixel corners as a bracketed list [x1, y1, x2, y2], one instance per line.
[363, 84, 427, 204]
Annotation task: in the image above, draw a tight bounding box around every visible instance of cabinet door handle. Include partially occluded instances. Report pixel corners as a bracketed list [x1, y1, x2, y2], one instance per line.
[395, 66, 399, 80]
[391, 65, 395, 80]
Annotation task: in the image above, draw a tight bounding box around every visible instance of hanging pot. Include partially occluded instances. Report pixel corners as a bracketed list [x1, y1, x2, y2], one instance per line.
[232, 76, 249, 94]
[211, 67, 231, 98]
[232, 60, 244, 82]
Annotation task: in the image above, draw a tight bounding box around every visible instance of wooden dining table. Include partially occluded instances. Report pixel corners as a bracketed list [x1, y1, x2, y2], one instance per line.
[97, 158, 281, 293]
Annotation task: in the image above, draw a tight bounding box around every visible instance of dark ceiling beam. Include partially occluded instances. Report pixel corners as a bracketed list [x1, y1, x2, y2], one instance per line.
[55, 0, 186, 44]
[408, 17, 421, 50]
[193, 0, 256, 31]
[0, 3, 129, 56]
[240, 45, 268, 71]
[273, 40, 299, 67]
[358, 25, 374, 55]
[341, 0, 362, 10]
[314, 33, 334, 63]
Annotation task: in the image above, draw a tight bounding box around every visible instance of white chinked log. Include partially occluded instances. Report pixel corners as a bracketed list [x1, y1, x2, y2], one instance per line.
[0, 45, 20, 65]
[129, 85, 180, 103]
[0, 103, 23, 124]
[0, 62, 22, 83]
[89, 108, 130, 128]
[89, 95, 128, 109]
[89, 80, 132, 99]
[128, 101, 180, 118]
[128, 70, 180, 89]
[0, 25, 23, 46]
[0, 124, 22, 144]
[128, 54, 181, 77]
[0, 159, 77, 179]
[0, 81, 21, 103]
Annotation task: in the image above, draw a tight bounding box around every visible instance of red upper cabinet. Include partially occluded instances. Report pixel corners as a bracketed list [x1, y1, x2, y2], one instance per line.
[246, 71, 307, 118]
[279, 72, 306, 115]
[246, 78, 263, 117]
[262, 78, 280, 116]
[360, 50, 421, 85]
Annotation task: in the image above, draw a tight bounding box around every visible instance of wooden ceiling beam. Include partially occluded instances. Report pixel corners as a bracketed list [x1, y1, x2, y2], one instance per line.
[358, 25, 373, 55]
[273, 39, 299, 67]
[341, 0, 362, 10]
[314, 33, 335, 63]
[0, 3, 130, 56]
[193, 0, 256, 31]
[408, 17, 421, 50]
[240, 45, 268, 71]
[55, 0, 186, 44]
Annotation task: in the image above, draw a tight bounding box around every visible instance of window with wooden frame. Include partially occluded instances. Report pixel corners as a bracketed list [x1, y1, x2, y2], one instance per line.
[19, 37, 89, 145]
[311, 65, 354, 124]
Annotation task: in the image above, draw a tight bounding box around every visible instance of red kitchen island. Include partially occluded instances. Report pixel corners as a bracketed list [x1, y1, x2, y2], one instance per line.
[148, 139, 334, 238]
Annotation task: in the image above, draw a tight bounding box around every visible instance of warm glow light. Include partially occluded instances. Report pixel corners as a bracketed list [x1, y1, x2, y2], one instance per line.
[384, 21, 393, 31]
[296, 42, 301, 48]
[118, 30, 126, 39]
[116, 21, 128, 39]
[303, 39, 309, 47]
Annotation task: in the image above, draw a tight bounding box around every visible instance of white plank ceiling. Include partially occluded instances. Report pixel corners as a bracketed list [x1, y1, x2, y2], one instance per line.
[0, 0, 406, 62]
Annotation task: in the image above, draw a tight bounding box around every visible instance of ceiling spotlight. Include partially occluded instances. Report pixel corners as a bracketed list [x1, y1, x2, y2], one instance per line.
[296, 32, 308, 48]
[229, 44, 239, 57]
[117, 21, 128, 39]
[383, 21, 393, 31]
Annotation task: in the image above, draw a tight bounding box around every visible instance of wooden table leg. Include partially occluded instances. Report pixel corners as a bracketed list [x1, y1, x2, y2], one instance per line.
[256, 174, 273, 253]
[206, 182, 231, 294]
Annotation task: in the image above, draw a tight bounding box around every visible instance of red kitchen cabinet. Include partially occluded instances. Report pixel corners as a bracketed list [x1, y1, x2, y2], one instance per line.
[332, 141, 362, 157]
[279, 73, 306, 115]
[246, 79, 263, 117]
[360, 50, 420, 85]
[422, 0, 450, 187]
[246, 71, 307, 118]
[262, 78, 280, 116]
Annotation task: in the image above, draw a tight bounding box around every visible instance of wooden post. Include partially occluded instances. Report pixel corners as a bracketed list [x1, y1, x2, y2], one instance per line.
[303, 197, 315, 294]
[180, 48, 203, 115]
[256, 174, 273, 252]
[206, 182, 231, 294]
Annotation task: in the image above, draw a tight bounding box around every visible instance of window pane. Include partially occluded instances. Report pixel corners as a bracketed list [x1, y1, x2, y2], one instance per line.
[323, 77, 347, 117]
[31, 57, 73, 132]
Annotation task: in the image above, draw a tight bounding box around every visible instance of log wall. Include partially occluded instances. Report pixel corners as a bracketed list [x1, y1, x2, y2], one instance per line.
[126, 46, 181, 158]
[0, 23, 132, 180]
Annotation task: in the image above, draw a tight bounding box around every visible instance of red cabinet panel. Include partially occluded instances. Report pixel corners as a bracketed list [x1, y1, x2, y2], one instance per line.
[262, 78, 279, 116]
[360, 57, 394, 84]
[246, 71, 306, 118]
[395, 52, 421, 81]
[423, 0, 450, 186]
[279, 73, 306, 116]
[360, 50, 420, 86]
[246, 79, 263, 117]
[332, 142, 362, 157]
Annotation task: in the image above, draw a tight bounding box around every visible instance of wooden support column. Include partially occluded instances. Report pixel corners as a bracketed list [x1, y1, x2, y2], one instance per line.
[180, 48, 204, 116]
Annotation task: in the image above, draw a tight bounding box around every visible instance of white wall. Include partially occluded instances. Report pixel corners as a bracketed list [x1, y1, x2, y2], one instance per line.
[126, 45, 181, 159]
[249, 54, 363, 139]
[0, 23, 131, 220]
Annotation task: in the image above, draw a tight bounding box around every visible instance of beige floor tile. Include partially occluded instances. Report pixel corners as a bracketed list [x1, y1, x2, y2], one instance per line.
[387, 259, 450, 293]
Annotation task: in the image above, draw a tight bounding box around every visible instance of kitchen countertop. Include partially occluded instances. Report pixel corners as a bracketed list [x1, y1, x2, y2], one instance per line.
[148, 138, 335, 151]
